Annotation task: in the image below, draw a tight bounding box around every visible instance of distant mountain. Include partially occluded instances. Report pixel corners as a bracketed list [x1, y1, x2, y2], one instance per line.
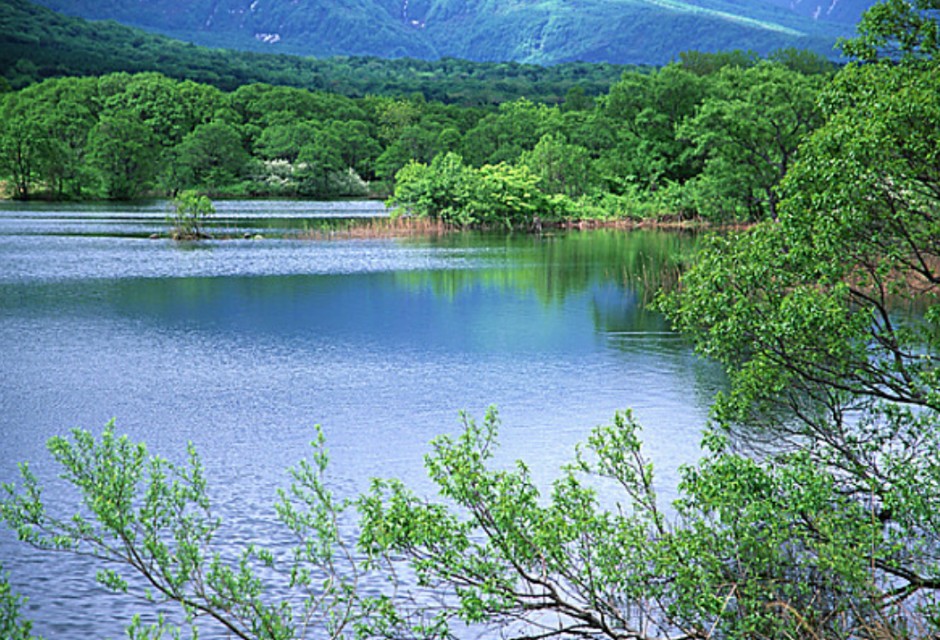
[0, 0, 628, 102]
[32, 0, 876, 64]
[762, 0, 873, 25]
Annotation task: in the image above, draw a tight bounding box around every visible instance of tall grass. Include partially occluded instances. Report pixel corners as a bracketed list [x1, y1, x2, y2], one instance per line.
[296, 216, 454, 240]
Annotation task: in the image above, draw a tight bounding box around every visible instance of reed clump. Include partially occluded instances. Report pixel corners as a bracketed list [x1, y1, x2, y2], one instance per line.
[297, 216, 454, 240]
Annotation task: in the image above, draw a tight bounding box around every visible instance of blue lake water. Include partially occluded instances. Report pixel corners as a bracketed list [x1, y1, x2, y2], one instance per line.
[0, 200, 722, 638]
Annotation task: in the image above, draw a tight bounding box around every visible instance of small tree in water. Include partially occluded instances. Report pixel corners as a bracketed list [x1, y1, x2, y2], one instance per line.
[169, 190, 214, 240]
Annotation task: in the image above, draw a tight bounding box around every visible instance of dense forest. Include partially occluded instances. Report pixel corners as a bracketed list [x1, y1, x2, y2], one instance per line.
[0, 47, 834, 225]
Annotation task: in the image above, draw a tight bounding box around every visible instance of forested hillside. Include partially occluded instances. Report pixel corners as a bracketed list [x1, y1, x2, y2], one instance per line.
[0, 0, 626, 102]
[32, 0, 873, 64]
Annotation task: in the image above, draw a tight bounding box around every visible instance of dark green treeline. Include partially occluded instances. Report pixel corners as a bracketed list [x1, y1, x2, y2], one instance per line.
[0, 49, 832, 224]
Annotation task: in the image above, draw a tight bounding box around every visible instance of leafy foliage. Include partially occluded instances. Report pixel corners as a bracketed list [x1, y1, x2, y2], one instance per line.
[169, 122, 251, 191]
[520, 133, 597, 198]
[168, 190, 215, 240]
[680, 62, 825, 221]
[599, 64, 707, 194]
[387, 152, 477, 226]
[841, 0, 940, 61]
[0, 43, 837, 217]
[360, 408, 933, 639]
[389, 153, 563, 228]
[658, 53, 940, 640]
[5, 401, 937, 639]
[86, 111, 159, 200]
[661, 60, 940, 430]
[0, 564, 39, 640]
[0, 423, 391, 640]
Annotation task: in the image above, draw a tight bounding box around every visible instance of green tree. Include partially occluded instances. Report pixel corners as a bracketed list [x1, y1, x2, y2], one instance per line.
[33, 78, 99, 199]
[235, 86, 348, 129]
[841, 0, 939, 62]
[458, 97, 558, 167]
[600, 65, 706, 192]
[520, 133, 595, 198]
[374, 124, 440, 181]
[167, 121, 251, 191]
[767, 47, 836, 75]
[86, 111, 158, 200]
[561, 85, 594, 112]
[678, 49, 759, 75]
[100, 72, 220, 148]
[388, 152, 477, 226]
[358, 408, 906, 639]
[4, 406, 926, 640]
[175, 79, 228, 131]
[0, 92, 46, 199]
[664, 60, 939, 425]
[658, 58, 940, 624]
[389, 153, 558, 229]
[326, 120, 382, 180]
[294, 138, 346, 197]
[556, 108, 616, 159]
[371, 95, 423, 145]
[7, 77, 100, 199]
[680, 62, 825, 221]
[467, 162, 553, 229]
[168, 189, 215, 240]
[255, 121, 319, 163]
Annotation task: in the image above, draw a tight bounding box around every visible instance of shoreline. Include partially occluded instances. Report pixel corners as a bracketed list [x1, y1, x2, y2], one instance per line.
[1, 192, 736, 239]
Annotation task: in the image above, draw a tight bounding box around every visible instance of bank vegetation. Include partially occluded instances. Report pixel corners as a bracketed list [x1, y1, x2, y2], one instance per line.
[1, 48, 833, 228]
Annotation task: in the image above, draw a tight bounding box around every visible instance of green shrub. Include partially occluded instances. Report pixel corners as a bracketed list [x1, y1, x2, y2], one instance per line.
[168, 189, 214, 240]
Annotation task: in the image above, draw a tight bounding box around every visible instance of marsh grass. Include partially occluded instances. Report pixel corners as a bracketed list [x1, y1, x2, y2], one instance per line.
[296, 216, 454, 239]
[295, 214, 718, 241]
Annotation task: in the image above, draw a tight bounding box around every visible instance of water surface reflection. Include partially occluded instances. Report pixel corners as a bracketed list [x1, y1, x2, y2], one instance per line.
[0, 202, 720, 638]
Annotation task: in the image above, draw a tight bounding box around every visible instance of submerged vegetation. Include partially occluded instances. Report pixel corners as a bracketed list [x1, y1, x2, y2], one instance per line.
[1, 0, 939, 638]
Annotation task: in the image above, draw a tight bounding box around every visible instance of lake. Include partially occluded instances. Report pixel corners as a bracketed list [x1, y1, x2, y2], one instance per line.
[0, 200, 722, 638]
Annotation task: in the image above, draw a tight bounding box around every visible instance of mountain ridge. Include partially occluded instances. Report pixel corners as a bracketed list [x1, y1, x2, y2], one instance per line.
[32, 0, 876, 64]
[0, 0, 632, 101]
